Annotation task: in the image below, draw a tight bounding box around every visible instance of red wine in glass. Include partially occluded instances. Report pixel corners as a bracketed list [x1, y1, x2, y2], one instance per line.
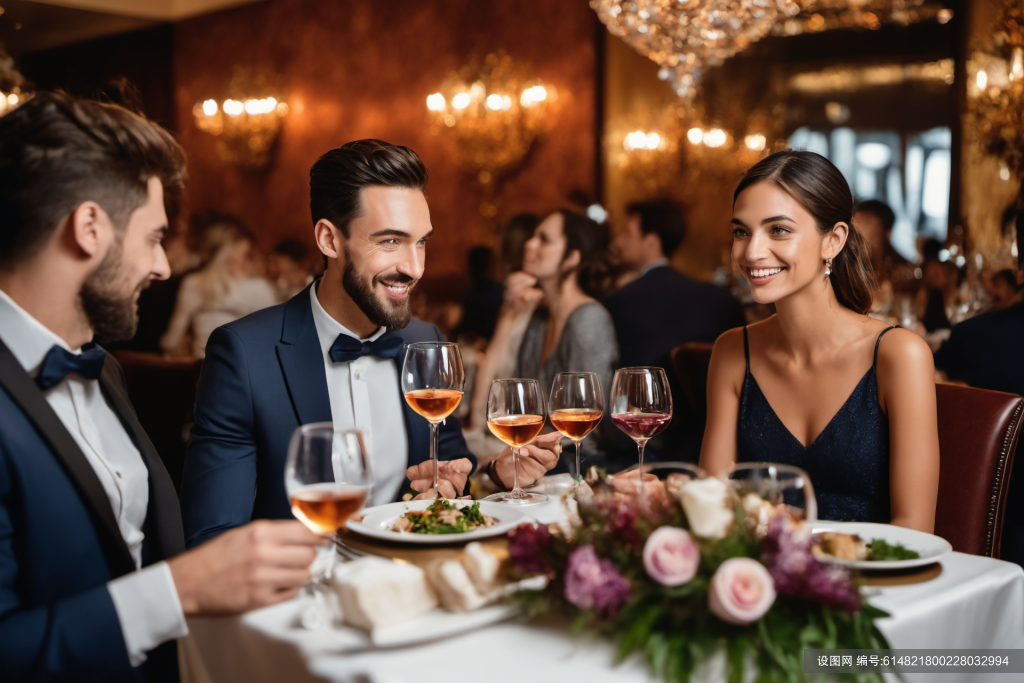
[609, 367, 673, 496]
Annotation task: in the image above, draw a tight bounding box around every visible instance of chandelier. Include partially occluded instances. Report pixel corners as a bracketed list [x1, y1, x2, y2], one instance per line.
[427, 52, 556, 221]
[591, 1, 954, 104]
[192, 70, 288, 170]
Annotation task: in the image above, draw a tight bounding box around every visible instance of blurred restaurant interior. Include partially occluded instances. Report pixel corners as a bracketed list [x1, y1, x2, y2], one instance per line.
[4, 1, 1024, 681]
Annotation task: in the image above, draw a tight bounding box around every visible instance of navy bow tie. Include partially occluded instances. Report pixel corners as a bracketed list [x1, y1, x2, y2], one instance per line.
[329, 330, 404, 363]
[35, 343, 107, 390]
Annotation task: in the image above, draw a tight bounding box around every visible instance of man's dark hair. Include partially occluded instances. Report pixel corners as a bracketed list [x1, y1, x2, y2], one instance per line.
[0, 91, 186, 268]
[309, 139, 427, 238]
[855, 199, 896, 234]
[625, 198, 687, 257]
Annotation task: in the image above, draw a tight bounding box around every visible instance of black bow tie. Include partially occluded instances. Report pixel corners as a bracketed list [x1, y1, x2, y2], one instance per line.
[328, 330, 404, 363]
[35, 343, 107, 390]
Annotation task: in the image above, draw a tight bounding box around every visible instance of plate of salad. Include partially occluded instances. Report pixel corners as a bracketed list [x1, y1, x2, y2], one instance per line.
[345, 498, 532, 544]
[810, 521, 952, 570]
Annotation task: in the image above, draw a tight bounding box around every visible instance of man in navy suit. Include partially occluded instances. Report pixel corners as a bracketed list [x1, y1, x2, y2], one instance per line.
[605, 199, 745, 462]
[181, 140, 560, 548]
[0, 93, 322, 682]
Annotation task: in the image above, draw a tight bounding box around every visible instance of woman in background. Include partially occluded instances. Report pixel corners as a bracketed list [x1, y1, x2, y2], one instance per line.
[161, 216, 277, 358]
[699, 150, 938, 532]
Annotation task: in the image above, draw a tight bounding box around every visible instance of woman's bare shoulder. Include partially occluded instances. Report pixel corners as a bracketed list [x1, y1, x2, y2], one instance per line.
[710, 326, 748, 372]
[876, 326, 934, 374]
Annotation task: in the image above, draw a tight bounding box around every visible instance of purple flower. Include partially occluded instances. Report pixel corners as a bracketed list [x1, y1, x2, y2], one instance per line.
[564, 545, 631, 615]
[508, 523, 552, 574]
[761, 517, 861, 613]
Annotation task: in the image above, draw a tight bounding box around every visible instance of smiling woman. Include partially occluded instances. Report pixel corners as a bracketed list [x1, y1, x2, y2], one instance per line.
[699, 150, 940, 534]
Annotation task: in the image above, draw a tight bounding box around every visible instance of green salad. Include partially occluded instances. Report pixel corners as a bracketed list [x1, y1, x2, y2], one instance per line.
[867, 539, 921, 561]
[392, 498, 498, 535]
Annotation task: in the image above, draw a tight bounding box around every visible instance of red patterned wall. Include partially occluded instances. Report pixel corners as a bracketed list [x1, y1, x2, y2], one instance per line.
[173, 0, 599, 287]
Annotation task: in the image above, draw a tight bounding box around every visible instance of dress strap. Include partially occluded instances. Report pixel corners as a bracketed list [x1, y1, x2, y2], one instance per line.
[873, 325, 900, 366]
[742, 326, 750, 372]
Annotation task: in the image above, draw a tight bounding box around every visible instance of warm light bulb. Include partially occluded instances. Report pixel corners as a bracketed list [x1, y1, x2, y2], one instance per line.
[223, 99, 244, 116]
[1011, 48, 1024, 82]
[452, 92, 470, 110]
[687, 127, 704, 144]
[486, 94, 503, 110]
[520, 85, 547, 107]
[645, 132, 661, 149]
[976, 70, 988, 90]
[7, 93, 18, 106]
[501, 95, 512, 110]
[426, 93, 446, 111]
[744, 134, 766, 151]
[202, 99, 218, 116]
[623, 131, 644, 151]
[704, 128, 727, 148]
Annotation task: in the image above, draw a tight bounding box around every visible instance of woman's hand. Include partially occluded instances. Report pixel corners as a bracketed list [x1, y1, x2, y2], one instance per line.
[504, 271, 543, 314]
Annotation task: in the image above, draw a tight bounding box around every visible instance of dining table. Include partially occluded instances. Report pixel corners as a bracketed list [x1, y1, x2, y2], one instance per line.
[180, 481, 1024, 683]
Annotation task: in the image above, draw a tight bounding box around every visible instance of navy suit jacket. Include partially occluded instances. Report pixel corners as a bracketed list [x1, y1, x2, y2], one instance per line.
[181, 285, 475, 548]
[0, 340, 183, 682]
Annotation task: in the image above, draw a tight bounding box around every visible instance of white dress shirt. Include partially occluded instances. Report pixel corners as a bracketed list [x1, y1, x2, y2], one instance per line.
[0, 289, 187, 667]
[309, 284, 409, 504]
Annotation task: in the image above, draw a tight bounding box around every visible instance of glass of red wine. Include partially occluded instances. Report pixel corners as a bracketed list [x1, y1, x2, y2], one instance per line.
[610, 367, 672, 495]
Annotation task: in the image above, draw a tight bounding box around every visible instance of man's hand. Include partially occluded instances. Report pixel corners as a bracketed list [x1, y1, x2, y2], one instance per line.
[407, 457, 474, 499]
[167, 520, 321, 617]
[491, 431, 562, 489]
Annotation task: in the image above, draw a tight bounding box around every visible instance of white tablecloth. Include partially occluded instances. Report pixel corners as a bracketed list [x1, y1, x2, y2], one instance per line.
[181, 497, 1024, 683]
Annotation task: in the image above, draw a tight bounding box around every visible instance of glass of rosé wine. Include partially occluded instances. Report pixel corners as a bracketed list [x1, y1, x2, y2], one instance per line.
[610, 367, 673, 496]
[484, 378, 547, 506]
[285, 423, 371, 593]
[401, 342, 465, 500]
[548, 371, 604, 485]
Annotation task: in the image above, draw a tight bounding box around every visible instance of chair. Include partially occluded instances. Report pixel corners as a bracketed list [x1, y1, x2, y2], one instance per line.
[669, 342, 714, 424]
[111, 350, 203, 495]
[934, 383, 1022, 558]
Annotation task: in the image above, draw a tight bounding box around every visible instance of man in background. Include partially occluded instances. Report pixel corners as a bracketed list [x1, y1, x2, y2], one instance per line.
[605, 198, 745, 462]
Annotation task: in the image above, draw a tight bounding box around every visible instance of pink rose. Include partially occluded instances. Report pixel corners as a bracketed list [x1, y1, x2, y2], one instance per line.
[708, 557, 776, 625]
[643, 527, 699, 587]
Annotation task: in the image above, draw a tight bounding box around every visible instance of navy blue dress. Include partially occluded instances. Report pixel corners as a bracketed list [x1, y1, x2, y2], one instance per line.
[736, 326, 897, 523]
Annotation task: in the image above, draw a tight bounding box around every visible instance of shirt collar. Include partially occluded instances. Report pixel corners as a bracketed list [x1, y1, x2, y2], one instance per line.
[0, 287, 78, 377]
[309, 282, 387, 356]
[639, 259, 670, 277]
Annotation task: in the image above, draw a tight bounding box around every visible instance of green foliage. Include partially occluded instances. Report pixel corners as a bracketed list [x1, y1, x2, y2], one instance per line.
[401, 499, 490, 534]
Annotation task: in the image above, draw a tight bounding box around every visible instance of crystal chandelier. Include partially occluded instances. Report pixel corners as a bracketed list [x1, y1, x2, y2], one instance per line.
[590, 0, 803, 102]
[426, 52, 557, 220]
[193, 69, 288, 170]
[591, 1, 954, 104]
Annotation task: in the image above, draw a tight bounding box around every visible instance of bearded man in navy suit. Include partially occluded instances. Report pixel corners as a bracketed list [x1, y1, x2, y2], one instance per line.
[181, 140, 560, 549]
[0, 92, 322, 682]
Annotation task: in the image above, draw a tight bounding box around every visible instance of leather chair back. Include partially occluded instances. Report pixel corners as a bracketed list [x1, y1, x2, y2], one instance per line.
[669, 342, 714, 423]
[935, 383, 1022, 558]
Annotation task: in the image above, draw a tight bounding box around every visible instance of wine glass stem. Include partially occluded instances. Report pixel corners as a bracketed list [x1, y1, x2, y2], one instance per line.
[511, 446, 522, 495]
[574, 439, 583, 482]
[430, 421, 441, 499]
[636, 440, 646, 498]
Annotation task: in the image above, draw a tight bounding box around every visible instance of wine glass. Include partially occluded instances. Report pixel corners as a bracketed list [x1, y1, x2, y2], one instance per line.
[285, 423, 371, 627]
[484, 378, 547, 506]
[610, 367, 673, 494]
[548, 372, 604, 484]
[727, 462, 817, 526]
[401, 342, 465, 500]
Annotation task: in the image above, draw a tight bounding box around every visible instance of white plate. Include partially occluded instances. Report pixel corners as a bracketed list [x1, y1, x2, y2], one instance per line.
[811, 521, 952, 570]
[345, 499, 532, 544]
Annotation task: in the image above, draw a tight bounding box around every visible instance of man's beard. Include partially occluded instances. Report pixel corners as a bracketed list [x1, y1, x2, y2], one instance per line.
[342, 254, 415, 331]
[80, 240, 147, 344]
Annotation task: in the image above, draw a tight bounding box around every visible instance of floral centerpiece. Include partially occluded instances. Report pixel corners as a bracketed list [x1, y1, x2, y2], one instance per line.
[506, 472, 890, 683]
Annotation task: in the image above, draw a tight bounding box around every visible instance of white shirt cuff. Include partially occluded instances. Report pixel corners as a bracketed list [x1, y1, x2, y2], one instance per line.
[107, 561, 189, 667]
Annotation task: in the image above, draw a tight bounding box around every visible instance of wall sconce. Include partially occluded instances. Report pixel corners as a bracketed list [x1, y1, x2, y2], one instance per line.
[426, 52, 558, 222]
[0, 45, 28, 115]
[193, 71, 288, 170]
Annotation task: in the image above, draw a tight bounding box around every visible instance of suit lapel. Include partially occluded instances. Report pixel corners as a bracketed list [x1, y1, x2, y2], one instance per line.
[276, 285, 332, 425]
[0, 339, 136, 577]
[98, 356, 185, 563]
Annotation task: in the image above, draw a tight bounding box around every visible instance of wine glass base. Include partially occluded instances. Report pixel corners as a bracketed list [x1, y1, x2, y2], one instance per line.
[482, 491, 548, 506]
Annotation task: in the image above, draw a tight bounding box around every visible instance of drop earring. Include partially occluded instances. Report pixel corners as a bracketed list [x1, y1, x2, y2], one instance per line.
[824, 257, 833, 277]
